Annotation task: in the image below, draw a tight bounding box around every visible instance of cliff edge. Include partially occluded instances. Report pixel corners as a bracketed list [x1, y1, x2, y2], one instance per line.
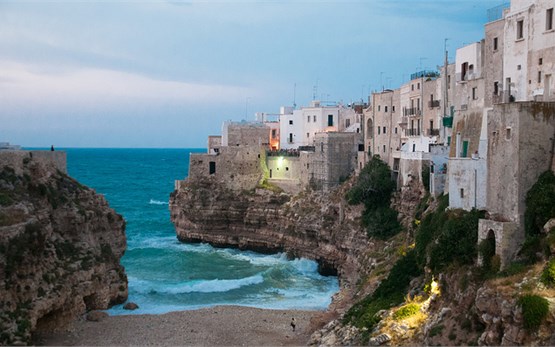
[0, 151, 127, 345]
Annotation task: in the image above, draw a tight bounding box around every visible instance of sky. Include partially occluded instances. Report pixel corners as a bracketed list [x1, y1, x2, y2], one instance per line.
[0, 0, 505, 148]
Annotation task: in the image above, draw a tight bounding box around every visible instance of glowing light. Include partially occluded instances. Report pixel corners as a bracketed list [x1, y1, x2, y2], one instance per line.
[277, 156, 284, 167]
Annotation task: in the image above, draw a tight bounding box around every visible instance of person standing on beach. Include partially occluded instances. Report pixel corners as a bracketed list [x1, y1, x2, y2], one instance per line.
[290, 317, 296, 332]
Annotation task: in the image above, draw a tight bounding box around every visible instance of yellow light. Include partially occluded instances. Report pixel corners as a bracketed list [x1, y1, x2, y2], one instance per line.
[277, 156, 284, 167]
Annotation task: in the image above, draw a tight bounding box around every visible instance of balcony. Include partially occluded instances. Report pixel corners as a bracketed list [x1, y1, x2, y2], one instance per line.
[492, 91, 515, 104]
[404, 107, 422, 117]
[406, 128, 421, 137]
[428, 128, 440, 136]
[428, 100, 440, 108]
[398, 116, 408, 126]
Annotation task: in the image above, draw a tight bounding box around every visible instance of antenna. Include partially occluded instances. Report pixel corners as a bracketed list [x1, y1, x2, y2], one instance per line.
[293, 83, 297, 109]
[313, 79, 319, 100]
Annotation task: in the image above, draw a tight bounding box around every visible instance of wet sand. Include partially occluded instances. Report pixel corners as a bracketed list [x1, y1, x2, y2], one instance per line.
[35, 306, 319, 346]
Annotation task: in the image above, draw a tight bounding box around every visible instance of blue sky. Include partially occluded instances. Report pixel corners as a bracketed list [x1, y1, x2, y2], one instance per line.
[1, 0, 503, 148]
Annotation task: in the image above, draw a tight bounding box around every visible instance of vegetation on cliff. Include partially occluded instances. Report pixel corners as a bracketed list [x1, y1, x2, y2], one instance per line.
[346, 155, 401, 239]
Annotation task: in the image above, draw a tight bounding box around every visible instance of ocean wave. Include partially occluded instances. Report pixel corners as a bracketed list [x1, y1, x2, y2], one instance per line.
[132, 274, 264, 295]
[149, 199, 169, 205]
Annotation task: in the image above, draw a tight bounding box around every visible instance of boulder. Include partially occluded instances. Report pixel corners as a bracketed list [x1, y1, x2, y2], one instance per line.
[123, 302, 139, 310]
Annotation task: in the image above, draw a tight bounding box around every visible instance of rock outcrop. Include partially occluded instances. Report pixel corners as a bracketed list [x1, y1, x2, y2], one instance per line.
[0, 153, 127, 345]
[170, 176, 368, 283]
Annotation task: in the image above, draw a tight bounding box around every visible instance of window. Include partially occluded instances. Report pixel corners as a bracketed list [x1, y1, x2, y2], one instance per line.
[378, 105, 381, 111]
[289, 133, 293, 143]
[411, 84, 414, 91]
[378, 127, 381, 135]
[461, 62, 468, 81]
[307, 116, 310, 123]
[493, 37, 498, 50]
[306, 132, 310, 138]
[417, 82, 420, 89]
[327, 114, 334, 126]
[517, 65, 521, 70]
[271, 129, 277, 139]
[346, 119, 351, 128]
[494, 81, 499, 95]
[472, 87, 478, 100]
[392, 106, 395, 113]
[209, 161, 216, 175]
[289, 120, 293, 125]
[538, 71, 542, 83]
[517, 19, 524, 39]
[395, 127, 398, 134]
[383, 145, 386, 152]
[547, 8, 553, 31]
[539, 58, 543, 65]
[383, 126, 386, 133]
[462, 140, 469, 157]
[385, 106, 388, 112]
[460, 188, 464, 199]
[313, 115, 316, 122]
[506, 127, 511, 140]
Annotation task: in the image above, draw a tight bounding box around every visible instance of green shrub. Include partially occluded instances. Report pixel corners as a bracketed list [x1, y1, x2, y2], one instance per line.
[525, 171, 555, 236]
[541, 258, 555, 286]
[429, 324, 444, 337]
[363, 206, 401, 239]
[0, 192, 13, 206]
[344, 250, 422, 338]
[518, 294, 549, 330]
[346, 155, 395, 207]
[428, 209, 482, 271]
[393, 303, 420, 320]
[422, 165, 430, 192]
[347, 155, 400, 239]
[415, 194, 449, 267]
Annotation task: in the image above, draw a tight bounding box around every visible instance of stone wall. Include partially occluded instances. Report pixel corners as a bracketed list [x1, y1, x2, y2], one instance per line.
[0, 150, 67, 175]
[222, 122, 270, 147]
[448, 157, 487, 210]
[487, 102, 555, 225]
[477, 219, 520, 269]
[311, 132, 359, 191]
[187, 145, 265, 191]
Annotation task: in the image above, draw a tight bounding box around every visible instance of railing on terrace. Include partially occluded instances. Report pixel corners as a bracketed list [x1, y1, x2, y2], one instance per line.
[428, 100, 440, 108]
[487, 3, 509, 23]
[406, 128, 421, 137]
[428, 128, 440, 136]
[267, 149, 300, 157]
[410, 70, 439, 80]
[404, 108, 422, 117]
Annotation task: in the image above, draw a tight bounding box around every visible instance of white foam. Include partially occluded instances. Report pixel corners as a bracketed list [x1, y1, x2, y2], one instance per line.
[132, 274, 264, 295]
[149, 199, 169, 205]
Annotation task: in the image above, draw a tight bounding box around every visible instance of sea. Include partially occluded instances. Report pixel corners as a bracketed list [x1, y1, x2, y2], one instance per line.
[61, 148, 339, 315]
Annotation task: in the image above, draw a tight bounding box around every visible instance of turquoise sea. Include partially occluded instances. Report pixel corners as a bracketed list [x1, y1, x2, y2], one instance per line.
[62, 148, 338, 314]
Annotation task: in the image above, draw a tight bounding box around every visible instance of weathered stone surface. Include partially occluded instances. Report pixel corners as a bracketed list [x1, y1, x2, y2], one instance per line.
[170, 176, 369, 285]
[0, 155, 127, 344]
[86, 311, 109, 322]
[123, 302, 139, 310]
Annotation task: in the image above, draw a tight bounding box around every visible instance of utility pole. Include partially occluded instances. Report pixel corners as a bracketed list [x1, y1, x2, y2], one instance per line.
[443, 38, 449, 144]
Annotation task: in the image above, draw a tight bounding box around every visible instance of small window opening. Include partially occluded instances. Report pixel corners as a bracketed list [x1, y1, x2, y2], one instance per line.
[209, 161, 216, 175]
[460, 188, 464, 198]
[547, 8, 553, 31]
[327, 114, 333, 126]
[506, 128, 511, 140]
[517, 19, 524, 39]
[289, 120, 293, 125]
[493, 37, 498, 50]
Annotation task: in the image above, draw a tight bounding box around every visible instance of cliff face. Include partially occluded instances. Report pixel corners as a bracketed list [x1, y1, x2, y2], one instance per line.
[0, 153, 127, 345]
[170, 176, 374, 286]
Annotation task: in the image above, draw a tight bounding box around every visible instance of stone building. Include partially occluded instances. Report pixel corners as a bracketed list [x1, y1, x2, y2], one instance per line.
[478, 102, 555, 268]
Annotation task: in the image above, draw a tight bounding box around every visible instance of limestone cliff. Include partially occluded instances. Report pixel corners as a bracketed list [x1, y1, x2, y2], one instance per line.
[0, 153, 127, 345]
[170, 176, 368, 282]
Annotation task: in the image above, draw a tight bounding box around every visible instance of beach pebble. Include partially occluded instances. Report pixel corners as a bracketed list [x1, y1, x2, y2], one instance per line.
[123, 302, 139, 310]
[86, 311, 108, 322]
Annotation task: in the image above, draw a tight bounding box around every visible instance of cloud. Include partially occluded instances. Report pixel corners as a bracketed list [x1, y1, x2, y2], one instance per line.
[0, 61, 257, 108]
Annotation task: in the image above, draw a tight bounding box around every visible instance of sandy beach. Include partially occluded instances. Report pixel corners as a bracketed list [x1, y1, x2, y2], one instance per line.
[34, 306, 321, 346]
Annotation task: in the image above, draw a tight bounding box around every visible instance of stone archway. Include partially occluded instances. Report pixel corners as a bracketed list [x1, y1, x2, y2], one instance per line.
[480, 229, 497, 271]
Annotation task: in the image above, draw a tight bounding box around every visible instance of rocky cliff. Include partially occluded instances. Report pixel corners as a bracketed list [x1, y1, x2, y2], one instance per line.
[0, 153, 127, 345]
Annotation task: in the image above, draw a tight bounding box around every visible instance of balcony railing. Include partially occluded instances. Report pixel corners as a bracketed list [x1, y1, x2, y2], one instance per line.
[406, 128, 421, 137]
[428, 128, 440, 136]
[492, 91, 515, 104]
[404, 108, 422, 117]
[428, 100, 440, 108]
[398, 116, 408, 125]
